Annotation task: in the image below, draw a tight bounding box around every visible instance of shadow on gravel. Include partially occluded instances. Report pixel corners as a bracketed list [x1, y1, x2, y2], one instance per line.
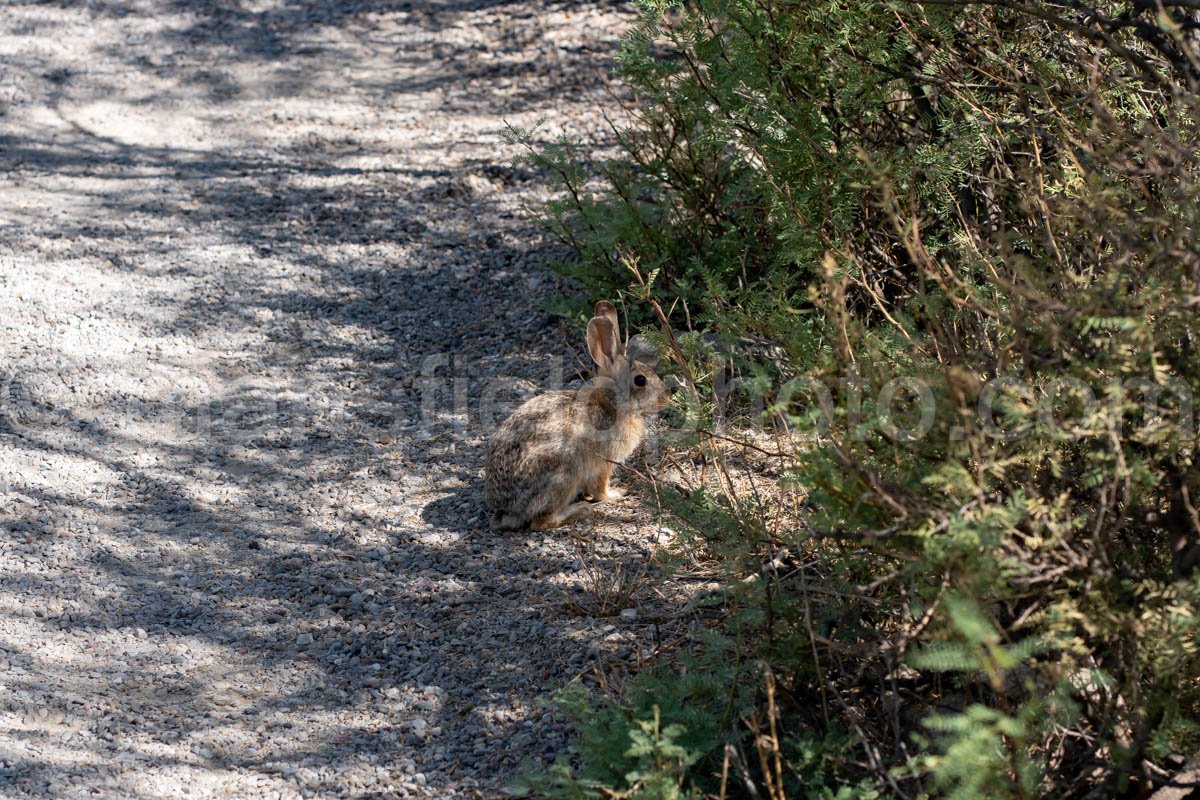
[419, 472, 487, 529]
[1, 399, 588, 785]
[0, 0, 640, 792]
[15, 0, 630, 112]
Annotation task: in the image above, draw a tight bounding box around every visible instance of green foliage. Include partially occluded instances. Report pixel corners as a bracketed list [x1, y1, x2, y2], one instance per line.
[521, 633, 747, 799]
[525, 653, 883, 800]
[521, 0, 1200, 796]
[906, 596, 1075, 799]
[622, 708, 702, 800]
[917, 704, 1042, 800]
[529, 704, 703, 800]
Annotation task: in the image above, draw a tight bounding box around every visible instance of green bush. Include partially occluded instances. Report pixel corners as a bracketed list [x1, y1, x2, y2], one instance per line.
[523, 1, 1200, 796]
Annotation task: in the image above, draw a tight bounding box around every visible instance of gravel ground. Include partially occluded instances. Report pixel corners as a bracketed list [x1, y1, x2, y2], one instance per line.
[0, 2, 683, 797]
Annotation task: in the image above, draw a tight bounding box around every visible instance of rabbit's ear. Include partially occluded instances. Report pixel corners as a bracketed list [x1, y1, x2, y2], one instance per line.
[587, 316, 620, 371]
[593, 301, 623, 353]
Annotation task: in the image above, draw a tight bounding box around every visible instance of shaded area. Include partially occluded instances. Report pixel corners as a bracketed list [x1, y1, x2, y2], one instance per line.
[0, 0, 661, 797]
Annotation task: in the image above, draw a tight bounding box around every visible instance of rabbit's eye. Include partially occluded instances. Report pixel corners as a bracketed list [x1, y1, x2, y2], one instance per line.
[634, 374, 647, 387]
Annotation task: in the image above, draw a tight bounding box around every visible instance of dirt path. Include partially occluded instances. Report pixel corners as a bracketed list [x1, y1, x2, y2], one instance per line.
[0, 3, 667, 797]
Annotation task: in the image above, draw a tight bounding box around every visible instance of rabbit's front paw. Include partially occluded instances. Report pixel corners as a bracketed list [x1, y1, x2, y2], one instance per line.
[585, 486, 626, 503]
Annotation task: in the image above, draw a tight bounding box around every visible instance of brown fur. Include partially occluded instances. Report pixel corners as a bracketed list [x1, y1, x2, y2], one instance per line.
[483, 301, 671, 531]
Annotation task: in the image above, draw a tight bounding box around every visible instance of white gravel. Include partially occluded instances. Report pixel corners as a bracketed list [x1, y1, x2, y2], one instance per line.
[0, 2, 682, 797]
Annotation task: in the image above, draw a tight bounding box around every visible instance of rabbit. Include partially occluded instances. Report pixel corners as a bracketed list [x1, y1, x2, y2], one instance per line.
[484, 301, 672, 531]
